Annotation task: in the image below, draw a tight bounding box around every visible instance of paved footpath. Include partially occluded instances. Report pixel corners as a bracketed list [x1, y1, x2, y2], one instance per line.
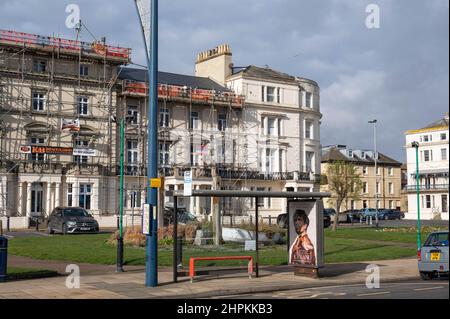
[0, 258, 424, 299]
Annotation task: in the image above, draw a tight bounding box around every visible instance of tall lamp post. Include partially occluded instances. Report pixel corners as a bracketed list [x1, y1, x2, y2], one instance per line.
[146, 0, 159, 287]
[368, 119, 379, 227]
[117, 118, 125, 272]
[412, 141, 421, 250]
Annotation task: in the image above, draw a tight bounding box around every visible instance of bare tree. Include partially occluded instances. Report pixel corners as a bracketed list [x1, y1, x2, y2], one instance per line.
[324, 161, 362, 231]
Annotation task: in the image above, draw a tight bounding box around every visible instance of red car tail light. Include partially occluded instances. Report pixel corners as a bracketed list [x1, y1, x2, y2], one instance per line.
[417, 250, 422, 261]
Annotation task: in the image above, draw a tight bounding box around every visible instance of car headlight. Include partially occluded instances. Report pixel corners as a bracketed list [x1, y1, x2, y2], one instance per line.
[67, 221, 77, 226]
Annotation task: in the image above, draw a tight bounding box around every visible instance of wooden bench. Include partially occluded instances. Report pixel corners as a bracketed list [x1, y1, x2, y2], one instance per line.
[189, 256, 254, 282]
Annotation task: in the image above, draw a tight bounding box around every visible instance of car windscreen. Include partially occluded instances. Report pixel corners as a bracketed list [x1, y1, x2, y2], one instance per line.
[424, 233, 449, 247]
[63, 208, 90, 217]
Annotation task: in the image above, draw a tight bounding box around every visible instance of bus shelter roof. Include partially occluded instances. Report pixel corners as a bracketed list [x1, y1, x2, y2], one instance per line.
[168, 190, 332, 198]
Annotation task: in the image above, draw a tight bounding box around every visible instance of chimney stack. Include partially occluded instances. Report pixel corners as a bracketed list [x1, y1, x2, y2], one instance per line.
[195, 44, 232, 85]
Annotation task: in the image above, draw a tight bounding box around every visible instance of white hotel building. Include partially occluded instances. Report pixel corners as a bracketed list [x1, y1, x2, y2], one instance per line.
[404, 113, 449, 220]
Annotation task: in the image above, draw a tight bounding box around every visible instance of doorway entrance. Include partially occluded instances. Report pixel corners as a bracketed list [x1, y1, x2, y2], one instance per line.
[31, 182, 44, 217]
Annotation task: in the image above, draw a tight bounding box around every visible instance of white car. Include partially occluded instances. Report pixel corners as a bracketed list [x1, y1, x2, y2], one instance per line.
[418, 231, 449, 280]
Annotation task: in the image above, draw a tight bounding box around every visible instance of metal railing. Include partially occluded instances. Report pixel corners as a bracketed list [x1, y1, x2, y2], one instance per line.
[403, 184, 449, 192]
[0, 29, 131, 60]
[122, 81, 244, 107]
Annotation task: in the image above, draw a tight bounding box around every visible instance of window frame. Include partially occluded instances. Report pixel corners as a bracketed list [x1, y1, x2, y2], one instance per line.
[77, 96, 89, 116]
[32, 92, 46, 111]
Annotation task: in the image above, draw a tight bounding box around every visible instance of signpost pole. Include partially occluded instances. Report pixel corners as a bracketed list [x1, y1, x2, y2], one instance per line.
[145, 0, 159, 288]
[413, 142, 422, 251]
[116, 119, 124, 272]
[173, 196, 178, 283]
[255, 197, 259, 278]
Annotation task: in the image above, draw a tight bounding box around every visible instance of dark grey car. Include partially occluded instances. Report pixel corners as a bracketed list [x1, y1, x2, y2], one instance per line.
[47, 207, 99, 234]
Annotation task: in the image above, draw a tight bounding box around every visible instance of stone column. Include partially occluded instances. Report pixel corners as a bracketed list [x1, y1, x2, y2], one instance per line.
[190, 184, 196, 214]
[55, 183, 61, 208]
[46, 183, 51, 216]
[281, 187, 287, 214]
[73, 181, 80, 208]
[195, 185, 201, 215]
[17, 182, 23, 217]
[263, 117, 268, 135]
[26, 183, 31, 217]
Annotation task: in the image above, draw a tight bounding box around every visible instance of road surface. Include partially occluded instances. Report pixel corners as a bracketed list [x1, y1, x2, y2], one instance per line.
[213, 279, 449, 299]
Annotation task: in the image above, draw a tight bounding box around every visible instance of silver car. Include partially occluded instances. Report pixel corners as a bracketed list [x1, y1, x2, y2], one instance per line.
[418, 231, 449, 280]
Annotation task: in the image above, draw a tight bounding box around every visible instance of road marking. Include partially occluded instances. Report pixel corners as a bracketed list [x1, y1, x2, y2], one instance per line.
[357, 291, 391, 297]
[414, 286, 444, 291]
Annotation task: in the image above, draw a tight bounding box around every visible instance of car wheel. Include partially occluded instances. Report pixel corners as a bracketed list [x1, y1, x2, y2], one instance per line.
[420, 272, 434, 280]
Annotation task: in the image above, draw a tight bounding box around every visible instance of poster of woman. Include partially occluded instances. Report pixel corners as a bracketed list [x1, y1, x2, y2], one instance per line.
[288, 200, 324, 268]
[289, 209, 316, 265]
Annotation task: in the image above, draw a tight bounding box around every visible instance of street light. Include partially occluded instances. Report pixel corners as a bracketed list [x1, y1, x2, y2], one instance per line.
[117, 118, 125, 272]
[412, 141, 421, 251]
[368, 119, 379, 228]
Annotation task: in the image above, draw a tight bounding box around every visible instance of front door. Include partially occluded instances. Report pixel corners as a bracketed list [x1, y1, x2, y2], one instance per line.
[31, 183, 43, 217]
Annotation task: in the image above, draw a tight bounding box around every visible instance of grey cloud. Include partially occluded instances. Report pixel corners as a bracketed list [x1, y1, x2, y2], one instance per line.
[0, 0, 448, 161]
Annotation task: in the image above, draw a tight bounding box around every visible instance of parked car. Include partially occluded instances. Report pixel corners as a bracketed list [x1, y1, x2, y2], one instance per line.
[47, 207, 99, 234]
[342, 209, 362, 222]
[360, 208, 383, 221]
[163, 203, 198, 226]
[322, 210, 332, 228]
[418, 231, 449, 280]
[324, 208, 349, 223]
[377, 209, 405, 220]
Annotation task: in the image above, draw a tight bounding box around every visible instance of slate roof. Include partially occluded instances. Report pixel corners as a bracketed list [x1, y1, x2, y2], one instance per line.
[118, 67, 230, 92]
[321, 147, 401, 166]
[233, 65, 298, 84]
[421, 114, 449, 130]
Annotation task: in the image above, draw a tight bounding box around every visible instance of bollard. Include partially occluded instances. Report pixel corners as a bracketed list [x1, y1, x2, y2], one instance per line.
[250, 215, 253, 226]
[369, 216, 373, 225]
[35, 218, 39, 232]
[0, 236, 7, 283]
[268, 215, 272, 226]
[116, 215, 120, 230]
[6, 216, 9, 232]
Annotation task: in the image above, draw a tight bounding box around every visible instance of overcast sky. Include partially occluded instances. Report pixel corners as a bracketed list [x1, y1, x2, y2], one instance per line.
[1, 0, 448, 161]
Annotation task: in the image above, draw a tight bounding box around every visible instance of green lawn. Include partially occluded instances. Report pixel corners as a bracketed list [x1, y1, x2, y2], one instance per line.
[7, 227, 426, 267]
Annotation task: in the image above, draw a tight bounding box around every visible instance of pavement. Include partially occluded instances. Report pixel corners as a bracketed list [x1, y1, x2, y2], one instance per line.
[0, 257, 432, 299]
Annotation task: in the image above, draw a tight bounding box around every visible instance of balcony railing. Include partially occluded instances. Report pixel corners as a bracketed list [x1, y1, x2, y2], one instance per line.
[403, 184, 449, 192]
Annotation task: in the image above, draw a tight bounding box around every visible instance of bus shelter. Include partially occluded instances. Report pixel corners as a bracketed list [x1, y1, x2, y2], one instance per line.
[167, 190, 331, 282]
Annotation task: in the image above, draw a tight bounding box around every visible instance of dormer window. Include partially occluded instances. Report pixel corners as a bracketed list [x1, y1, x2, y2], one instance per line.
[361, 151, 366, 159]
[348, 150, 353, 158]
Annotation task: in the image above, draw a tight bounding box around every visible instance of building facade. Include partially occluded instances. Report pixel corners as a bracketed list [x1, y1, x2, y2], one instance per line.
[117, 44, 323, 219]
[0, 29, 131, 228]
[404, 114, 449, 220]
[0, 31, 322, 228]
[321, 145, 403, 211]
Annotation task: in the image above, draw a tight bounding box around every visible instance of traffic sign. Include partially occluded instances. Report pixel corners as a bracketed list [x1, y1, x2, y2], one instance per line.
[150, 178, 161, 188]
[184, 170, 192, 196]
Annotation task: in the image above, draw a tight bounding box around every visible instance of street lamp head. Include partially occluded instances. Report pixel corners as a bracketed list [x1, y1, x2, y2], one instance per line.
[411, 141, 419, 148]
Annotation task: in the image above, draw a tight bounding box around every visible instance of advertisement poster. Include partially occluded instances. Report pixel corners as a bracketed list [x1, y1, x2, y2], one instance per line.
[73, 148, 96, 157]
[19, 145, 31, 154]
[288, 200, 324, 268]
[61, 118, 80, 132]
